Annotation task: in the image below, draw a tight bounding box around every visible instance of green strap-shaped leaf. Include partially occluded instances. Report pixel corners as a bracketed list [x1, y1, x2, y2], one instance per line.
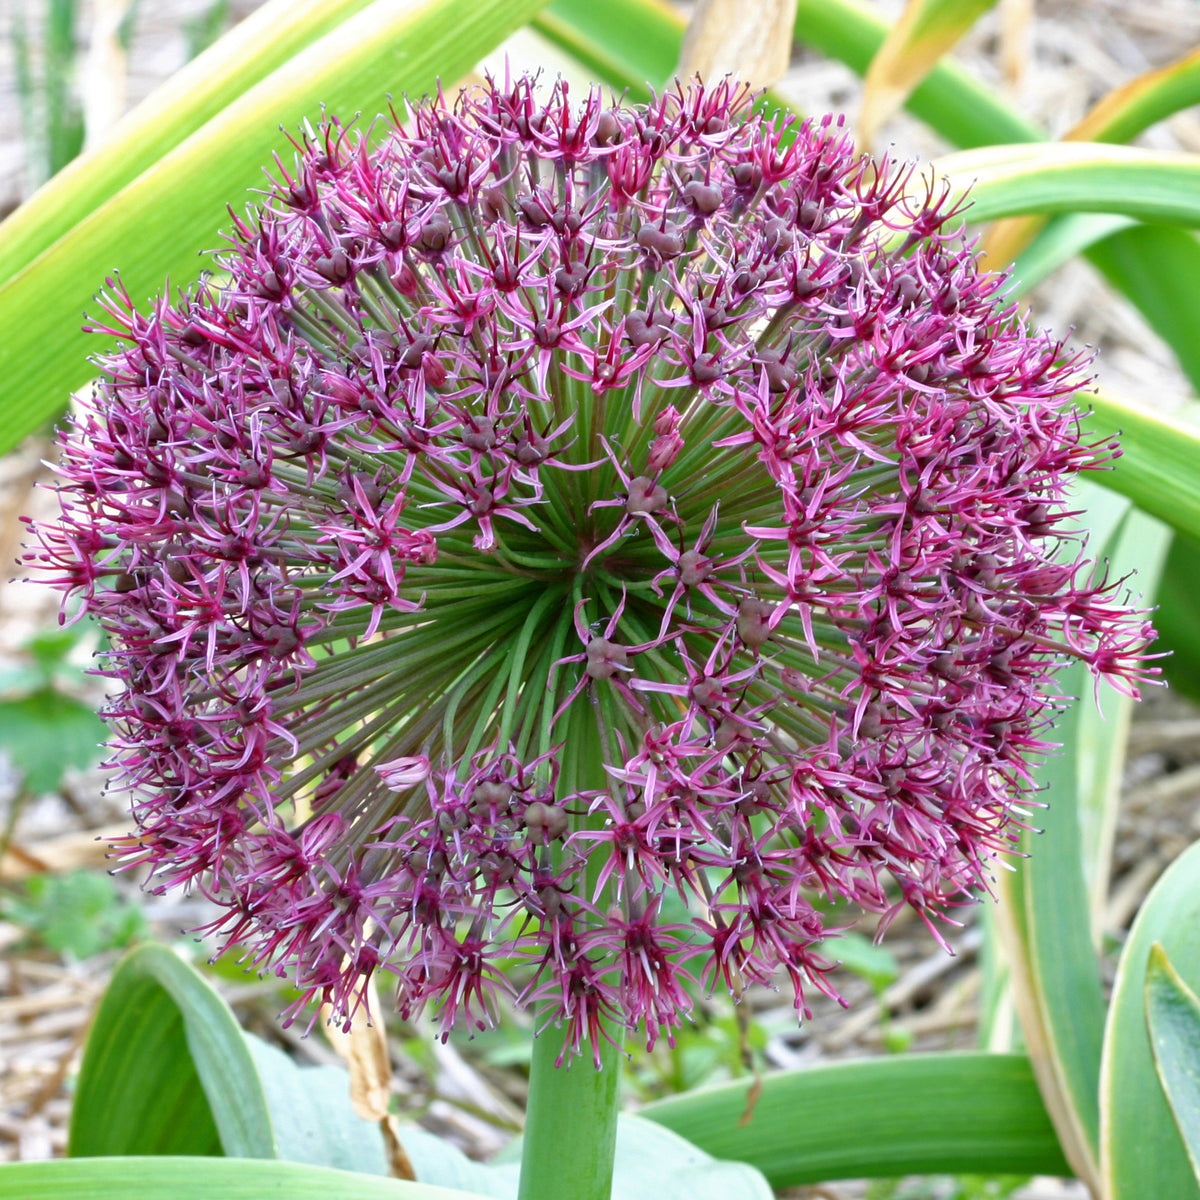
[1008, 214, 1136, 294]
[1102, 841, 1200, 1199]
[999, 661, 1105, 1186]
[0, 0, 549, 457]
[0, 0, 379, 286]
[1072, 496, 1169, 921]
[71, 942, 391, 1172]
[996, 492, 1171, 1187]
[1154, 532, 1200, 705]
[0, 1158, 484, 1200]
[1147, 944, 1200, 1185]
[1073, 45, 1200, 145]
[68, 943, 274, 1158]
[1085, 225, 1200, 394]
[793, 0, 1200, 441]
[793, 0, 1041, 147]
[1081, 392, 1200, 547]
[934, 142, 1200, 226]
[859, 0, 998, 147]
[534, 0, 682, 101]
[640, 1053, 1069, 1186]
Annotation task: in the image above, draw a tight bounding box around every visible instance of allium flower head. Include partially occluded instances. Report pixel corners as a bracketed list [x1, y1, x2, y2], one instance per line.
[30, 76, 1154, 1058]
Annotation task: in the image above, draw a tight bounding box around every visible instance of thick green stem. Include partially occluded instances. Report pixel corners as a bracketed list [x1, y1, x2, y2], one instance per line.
[518, 1024, 623, 1200]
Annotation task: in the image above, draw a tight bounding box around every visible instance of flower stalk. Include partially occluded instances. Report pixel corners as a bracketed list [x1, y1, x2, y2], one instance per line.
[519, 1020, 623, 1200]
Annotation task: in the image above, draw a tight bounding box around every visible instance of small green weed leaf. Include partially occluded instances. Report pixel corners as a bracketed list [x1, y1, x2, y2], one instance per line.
[0, 1157, 485, 1199]
[1, 870, 146, 959]
[1147, 943, 1200, 1183]
[0, 688, 104, 794]
[26, 625, 89, 678]
[835, 931, 900, 993]
[1101, 840, 1200, 1199]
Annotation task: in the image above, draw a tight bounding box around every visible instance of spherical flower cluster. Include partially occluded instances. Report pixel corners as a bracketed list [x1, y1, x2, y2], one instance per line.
[30, 76, 1154, 1059]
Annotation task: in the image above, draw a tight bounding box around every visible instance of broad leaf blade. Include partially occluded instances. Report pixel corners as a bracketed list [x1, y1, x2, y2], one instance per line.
[422, 1114, 773, 1200]
[0, 1158, 484, 1200]
[0, 0, 378, 285]
[1147, 944, 1200, 1184]
[859, 0, 998, 147]
[641, 1052, 1070, 1186]
[69, 943, 273, 1158]
[1101, 841, 1200, 1199]
[243, 1034, 389, 1175]
[0, 0, 549, 456]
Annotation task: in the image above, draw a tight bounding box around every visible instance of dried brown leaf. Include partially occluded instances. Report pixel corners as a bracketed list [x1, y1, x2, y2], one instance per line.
[677, 0, 798, 89]
[859, 0, 998, 150]
[320, 974, 415, 1180]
